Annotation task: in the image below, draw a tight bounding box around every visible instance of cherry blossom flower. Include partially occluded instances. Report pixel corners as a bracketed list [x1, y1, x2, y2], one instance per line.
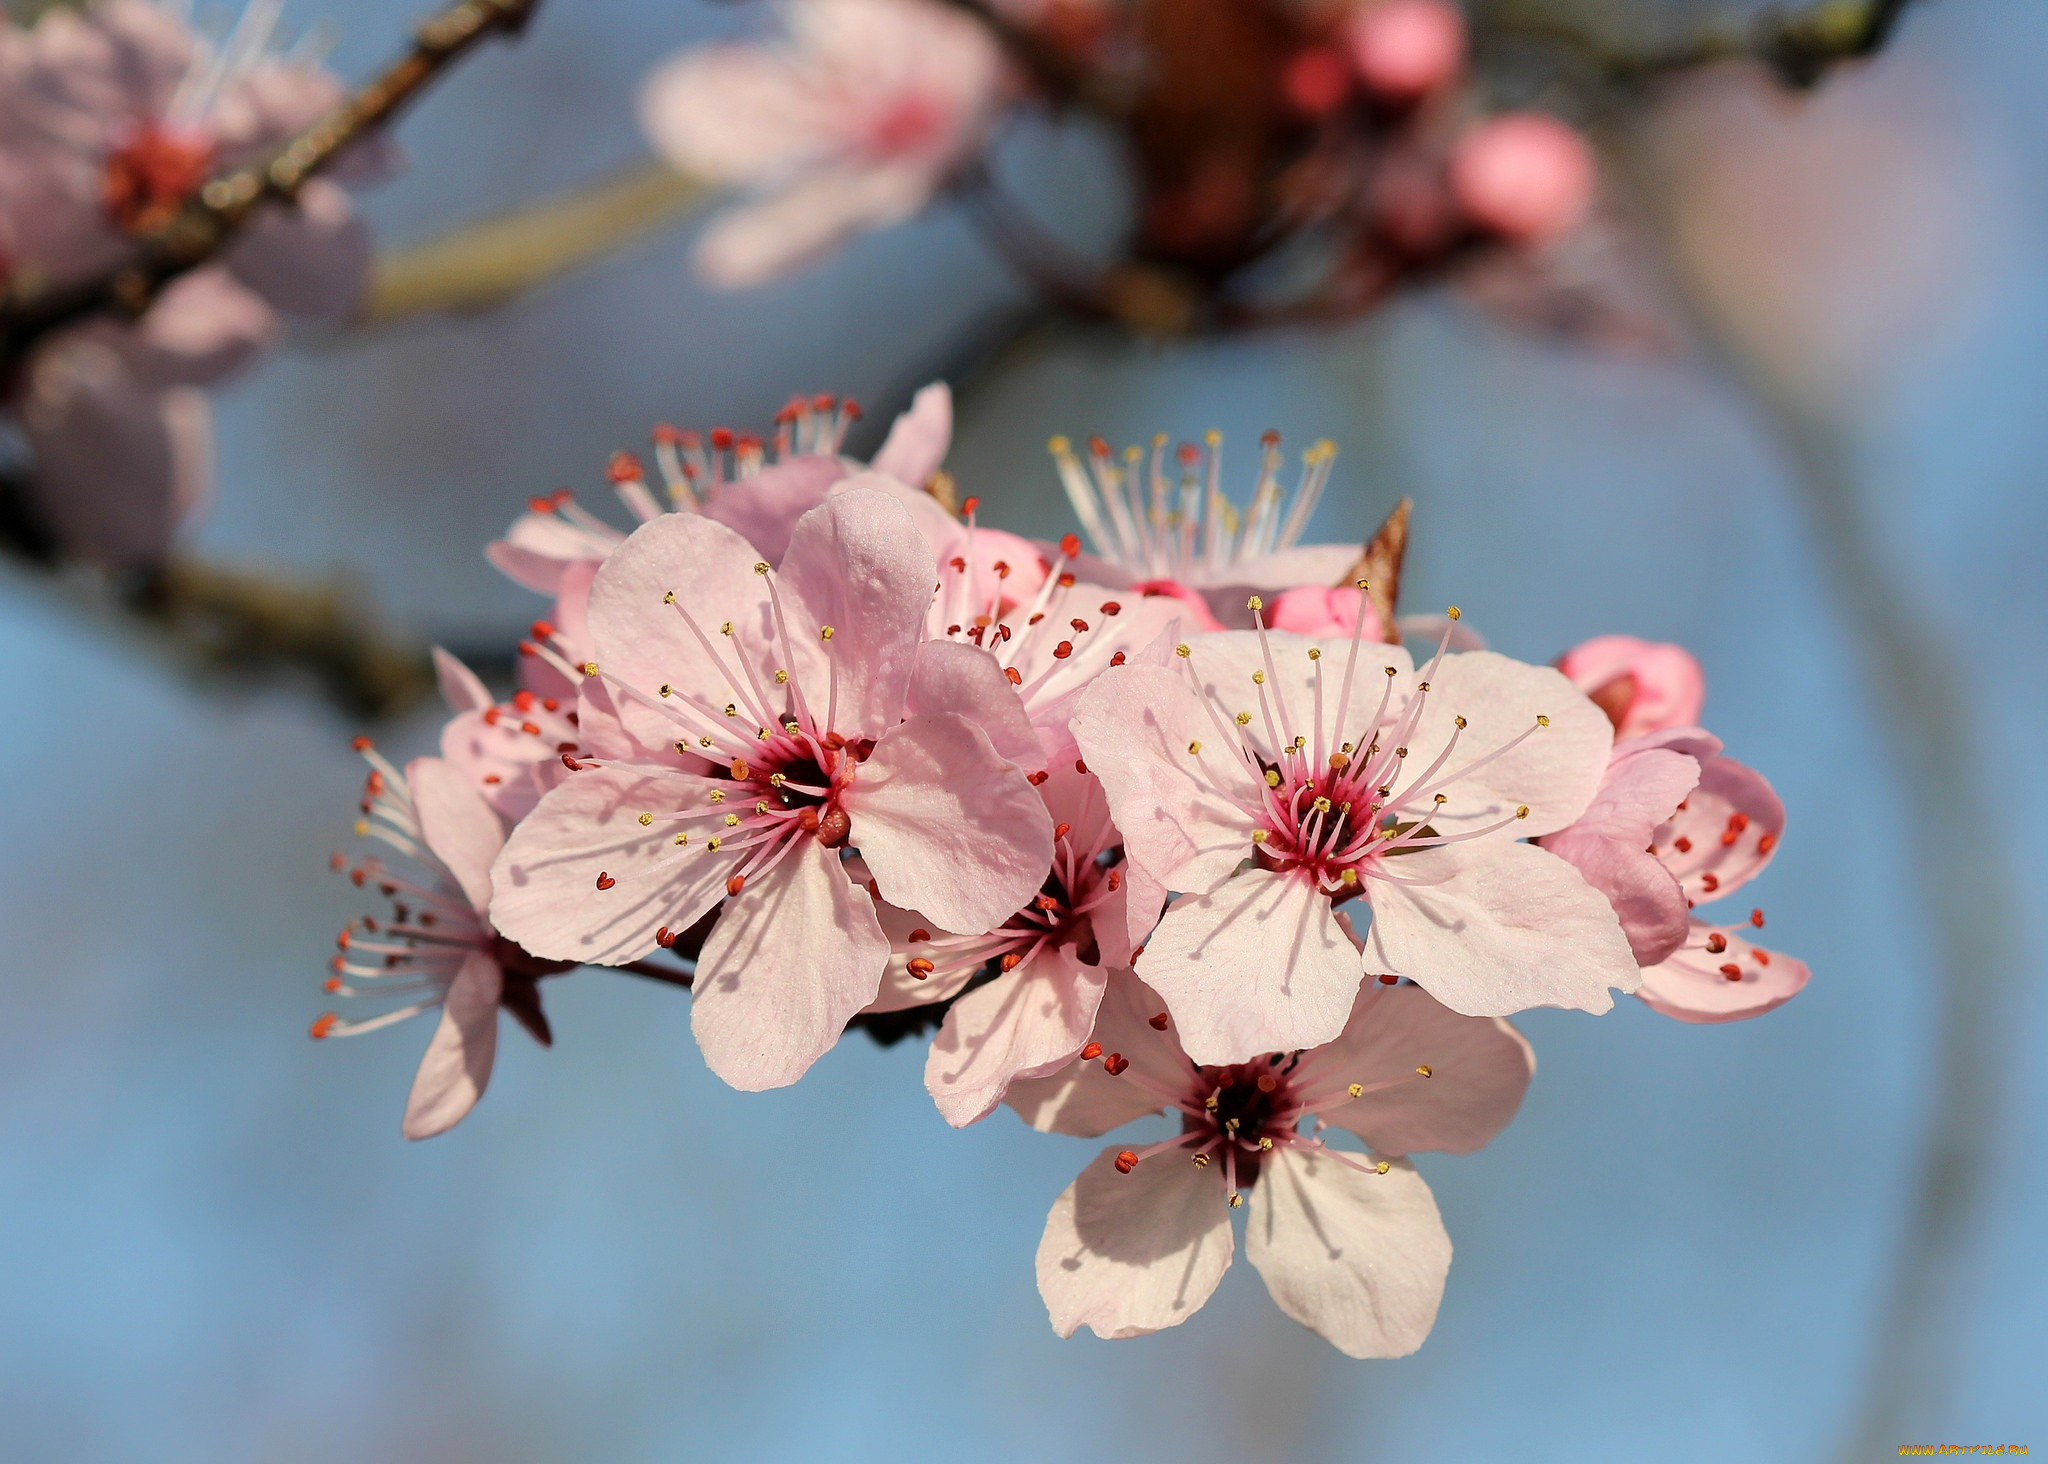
[1072, 605, 1637, 1063]
[862, 764, 1166, 1126]
[488, 487, 1054, 1091]
[432, 648, 583, 823]
[1449, 112, 1596, 245]
[1049, 430, 1363, 628]
[637, 0, 1006, 286]
[1556, 633, 1707, 740]
[1009, 971, 1532, 1355]
[314, 743, 555, 1140]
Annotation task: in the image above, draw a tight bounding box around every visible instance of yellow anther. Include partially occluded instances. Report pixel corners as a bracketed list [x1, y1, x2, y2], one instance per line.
[1176, 643, 1192, 659]
[1205, 1094, 1220, 1111]
[774, 670, 789, 684]
[755, 801, 769, 815]
[757, 727, 771, 741]
[1418, 681, 1430, 693]
[1251, 829, 1269, 843]
[1228, 1192, 1243, 1208]
[769, 773, 787, 788]
[674, 742, 688, 755]
[1416, 1064, 1433, 1078]
[724, 704, 738, 717]
[1048, 434, 1071, 453]
[707, 837, 722, 851]
[1434, 794, 1447, 805]
[698, 737, 713, 748]
[1264, 769, 1281, 787]
[1192, 1153, 1210, 1168]
[1375, 1160, 1391, 1175]
[1236, 711, 1252, 726]
[1385, 665, 1397, 677]
[353, 819, 369, 837]
[1536, 714, 1550, 727]
[1348, 1083, 1365, 1098]
[1454, 715, 1466, 729]
[1340, 868, 1359, 884]
[753, 562, 769, 575]
[637, 812, 653, 827]
[1516, 805, 1530, 819]
[673, 832, 689, 846]
[720, 621, 733, 636]
[820, 626, 836, 641]
[1395, 746, 1409, 759]
[1308, 648, 1321, 661]
[659, 683, 673, 698]
[1342, 741, 1354, 753]
[724, 813, 739, 827]
[1312, 796, 1332, 814]
[1224, 1117, 1239, 1131]
[1247, 595, 1263, 612]
[1291, 736, 1306, 752]
[663, 591, 675, 604]
[1257, 1137, 1273, 1151]
[1446, 606, 1461, 620]
[1205, 428, 1221, 446]
[1251, 670, 1265, 685]
[709, 791, 725, 803]
[581, 661, 599, 677]
[1187, 740, 1203, 755]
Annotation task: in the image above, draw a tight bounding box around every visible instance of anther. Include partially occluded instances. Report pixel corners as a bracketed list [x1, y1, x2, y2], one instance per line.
[753, 562, 769, 575]
[1192, 1154, 1210, 1168]
[1102, 1053, 1129, 1075]
[1080, 1042, 1102, 1061]
[638, 812, 653, 826]
[1228, 1193, 1243, 1208]
[1348, 1083, 1365, 1098]
[1053, 823, 1072, 841]
[1446, 606, 1461, 620]
[821, 626, 836, 641]
[1416, 1065, 1433, 1078]
[1187, 740, 1203, 755]
[1705, 933, 1728, 954]
[1148, 1012, 1170, 1030]
[1516, 805, 1530, 819]
[1114, 1150, 1140, 1175]
[908, 957, 935, 980]
[1375, 1161, 1391, 1175]
[1176, 644, 1191, 659]
[1256, 1073, 1277, 1093]
[1257, 1137, 1273, 1151]
[1536, 714, 1550, 727]
[1000, 952, 1024, 972]
[310, 1013, 337, 1040]
[595, 871, 617, 890]
[1720, 964, 1743, 980]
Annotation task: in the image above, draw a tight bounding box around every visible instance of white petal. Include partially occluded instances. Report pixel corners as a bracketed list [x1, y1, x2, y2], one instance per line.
[401, 951, 502, 1141]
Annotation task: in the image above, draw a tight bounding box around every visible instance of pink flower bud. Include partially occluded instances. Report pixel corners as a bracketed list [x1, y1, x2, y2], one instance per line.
[1556, 634, 1706, 739]
[1346, 0, 1465, 101]
[1269, 584, 1385, 641]
[1450, 112, 1595, 243]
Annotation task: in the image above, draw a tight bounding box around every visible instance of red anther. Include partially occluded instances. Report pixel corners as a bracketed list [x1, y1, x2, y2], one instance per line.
[949, 556, 968, 572]
[1378, 973, 1399, 985]
[1000, 952, 1025, 971]
[1674, 836, 1693, 853]
[351, 735, 372, 752]
[726, 874, 747, 896]
[556, 742, 579, 754]
[596, 871, 617, 890]
[1750, 909, 1765, 927]
[1101, 601, 1121, 615]
[710, 427, 735, 450]
[1719, 964, 1742, 980]
[1256, 1073, 1277, 1093]
[843, 399, 862, 420]
[513, 689, 536, 711]
[1114, 1150, 1140, 1174]
[1074, 758, 1089, 774]
[365, 770, 385, 795]
[1176, 442, 1200, 464]
[656, 926, 677, 948]
[962, 496, 981, 517]
[608, 451, 645, 483]
[329, 852, 346, 871]
[1035, 894, 1059, 911]
[908, 928, 931, 942]
[543, 698, 560, 712]
[1106, 870, 1122, 891]
[329, 954, 344, 974]
[518, 642, 538, 657]
[824, 731, 847, 750]
[1260, 429, 1281, 447]
[1057, 573, 1076, 589]
[1700, 872, 1720, 892]
[1026, 613, 1044, 626]
[1754, 949, 1772, 966]
[483, 707, 502, 726]
[527, 495, 555, 514]
[1726, 812, 1749, 833]
[324, 976, 342, 994]
[798, 807, 821, 832]
[1060, 533, 1081, 558]
[907, 957, 936, 979]
[483, 774, 502, 785]
[1088, 435, 1110, 456]
[1053, 823, 1072, 841]
[1148, 1011, 1170, 1031]
[1102, 1052, 1130, 1076]
[1005, 667, 1024, 685]
[520, 722, 541, 737]
[775, 399, 801, 424]
[1720, 829, 1740, 848]
[1757, 833, 1778, 854]
[1080, 1042, 1103, 1061]
[1109, 651, 1127, 667]
[653, 422, 683, 445]
[1027, 770, 1049, 786]
[811, 392, 836, 412]
[1053, 641, 1074, 659]
[1070, 618, 1089, 633]
[996, 625, 1013, 643]
[310, 1013, 337, 1040]
[817, 808, 852, 848]
[350, 868, 367, 888]
[1704, 933, 1728, 954]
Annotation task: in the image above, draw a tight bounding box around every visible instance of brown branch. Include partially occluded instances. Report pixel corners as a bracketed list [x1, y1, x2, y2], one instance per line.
[0, 0, 544, 375]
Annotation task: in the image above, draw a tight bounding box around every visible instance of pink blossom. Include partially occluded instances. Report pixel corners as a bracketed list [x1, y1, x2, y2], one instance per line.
[1346, 0, 1464, 102]
[862, 764, 1166, 1126]
[1449, 112, 1595, 244]
[1556, 633, 1706, 739]
[1268, 582, 1385, 641]
[488, 488, 1054, 1091]
[637, 0, 1005, 286]
[1010, 971, 1532, 1354]
[1072, 611, 1637, 1063]
[315, 745, 553, 1140]
[1050, 430, 1363, 626]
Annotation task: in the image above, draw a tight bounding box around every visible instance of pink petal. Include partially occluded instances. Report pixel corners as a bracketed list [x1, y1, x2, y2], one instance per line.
[1177, 630, 1417, 773]
[488, 764, 736, 966]
[1037, 1144, 1234, 1341]
[406, 756, 508, 913]
[1005, 970, 1185, 1137]
[1315, 983, 1534, 1155]
[1636, 924, 1810, 1024]
[926, 943, 1110, 1127]
[1245, 1149, 1450, 1359]
[1538, 733, 1705, 964]
[637, 45, 840, 181]
[870, 381, 952, 488]
[1556, 635, 1706, 739]
[221, 178, 370, 321]
[699, 454, 848, 565]
[907, 640, 1042, 768]
[859, 891, 981, 1013]
[1071, 664, 1262, 896]
[125, 268, 278, 387]
[691, 837, 888, 1090]
[844, 712, 1052, 934]
[1141, 869, 1361, 1066]
[401, 950, 501, 1140]
[1653, 751, 1785, 905]
[432, 647, 493, 714]
[777, 485, 935, 738]
[1363, 841, 1641, 1016]
[692, 163, 939, 287]
[436, 706, 571, 824]
[1269, 584, 1384, 640]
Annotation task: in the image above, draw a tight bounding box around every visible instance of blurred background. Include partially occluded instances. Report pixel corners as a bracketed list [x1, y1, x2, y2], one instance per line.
[1, 0, 2043, 1458]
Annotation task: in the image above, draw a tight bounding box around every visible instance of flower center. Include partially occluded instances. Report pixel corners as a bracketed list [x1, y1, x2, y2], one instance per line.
[103, 125, 214, 235]
[864, 93, 947, 158]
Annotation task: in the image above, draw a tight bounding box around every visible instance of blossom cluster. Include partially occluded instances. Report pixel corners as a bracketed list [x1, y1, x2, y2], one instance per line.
[0, 0, 381, 566]
[318, 382, 1807, 1356]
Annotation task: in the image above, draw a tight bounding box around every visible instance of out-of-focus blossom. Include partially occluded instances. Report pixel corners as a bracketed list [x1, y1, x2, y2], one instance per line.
[0, 0, 381, 566]
[1010, 972, 1531, 1355]
[1073, 613, 1636, 1063]
[637, 0, 1006, 287]
[315, 744, 554, 1140]
[489, 489, 1053, 1091]
[1556, 634, 1707, 740]
[1449, 112, 1595, 244]
[1345, 0, 1464, 103]
[1050, 430, 1362, 627]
